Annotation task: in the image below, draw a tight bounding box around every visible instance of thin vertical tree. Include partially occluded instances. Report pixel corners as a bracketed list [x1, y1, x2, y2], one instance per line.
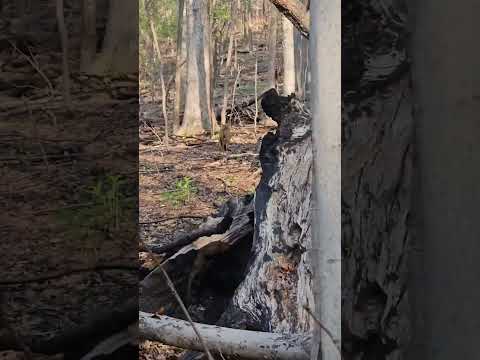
[56, 0, 72, 111]
[174, 0, 186, 131]
[266, 4, 278, 90]
[80, 0, 97, 72]
[220, 0, 237, 126]
[309, 0, 341, 359]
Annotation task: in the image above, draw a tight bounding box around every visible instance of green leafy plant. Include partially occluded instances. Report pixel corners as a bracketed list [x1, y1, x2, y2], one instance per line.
[161, 176, 198, 207]
[57, 175, 135, 239]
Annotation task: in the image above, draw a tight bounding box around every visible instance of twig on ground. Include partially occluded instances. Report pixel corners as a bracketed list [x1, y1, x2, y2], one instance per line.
[159, 266, 215, 360]
[303, 305, 342, 359]
[8, 40, 54, 97]
[139, 215, 205, 225]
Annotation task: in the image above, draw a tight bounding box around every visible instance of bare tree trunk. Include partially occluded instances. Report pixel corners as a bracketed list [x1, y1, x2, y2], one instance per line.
[266, 5, 278, 90]
[247, 0, 254, 52]
[175, 0, 212, 136]
[220, 2, 236, 126]
[80, 0, 97, 72]
[148, 15, 161, 64]
[174, 0, 186, 131]
[56, 0, 72, 111]
[309, 0, 341, 359]
[294, 0, 308, 100]
[202, 0, 215, 133]
[160, 64, 169, 147]
[254, 56, 258, 135]
[282, 16, 295, 95]
[91, 0, 138, 74]
[294, 29, 308, 99]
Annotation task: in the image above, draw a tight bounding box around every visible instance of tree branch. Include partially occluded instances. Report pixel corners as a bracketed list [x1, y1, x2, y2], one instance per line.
[139, 312, 311, 360]
[268, 0, 310, 38]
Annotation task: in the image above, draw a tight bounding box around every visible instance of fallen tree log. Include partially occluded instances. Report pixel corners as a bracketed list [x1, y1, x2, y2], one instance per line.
[139, 312, 311, 360]
[141, 214, 233, 255]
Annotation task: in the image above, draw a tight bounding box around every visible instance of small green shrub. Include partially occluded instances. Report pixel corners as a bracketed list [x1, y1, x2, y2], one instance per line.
[161, 176, 198, 207]
[57, 175, 135, 239]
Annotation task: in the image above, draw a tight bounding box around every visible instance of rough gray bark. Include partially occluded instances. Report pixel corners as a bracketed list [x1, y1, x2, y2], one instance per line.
[293, 0, 308, 101]
[175, 0, 212, 136]
[224, 91, 315, 335]
[267, 0, 309, 39]
[342, 2, 413, 359]
[266, 5, 279, 90]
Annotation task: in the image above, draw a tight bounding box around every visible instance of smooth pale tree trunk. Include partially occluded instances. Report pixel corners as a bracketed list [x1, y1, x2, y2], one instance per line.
[175, 0, 212, 136]
[409, 1, 480, 358]
[80, 0, 97, 72]
[282, 16, 295, 95]
[309, 0, 341, 359]
[90, 0, 138, 74]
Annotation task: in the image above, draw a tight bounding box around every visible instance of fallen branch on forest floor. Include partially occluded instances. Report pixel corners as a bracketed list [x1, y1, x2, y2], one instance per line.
[140, 214, 234, 255]
[139, 215, 205, 225]
[139, 312, 311, 360]
[0, 263, 137, 285]
[158, 266, 215, 360]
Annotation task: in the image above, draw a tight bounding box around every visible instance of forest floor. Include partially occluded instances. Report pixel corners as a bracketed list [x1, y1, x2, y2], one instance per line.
[139, 34, 281, 359]
[0, 42, 138, 358]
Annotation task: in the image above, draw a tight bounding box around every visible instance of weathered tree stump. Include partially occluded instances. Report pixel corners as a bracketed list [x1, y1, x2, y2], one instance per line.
[222, 90, 315, 334]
